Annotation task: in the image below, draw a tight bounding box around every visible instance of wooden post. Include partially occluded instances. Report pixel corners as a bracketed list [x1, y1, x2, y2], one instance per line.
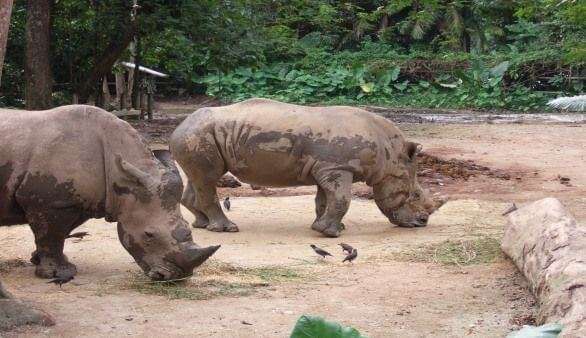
[102, 76, 111, 108]
[147, 92, 153, 120]
[115, 71, 125, 109]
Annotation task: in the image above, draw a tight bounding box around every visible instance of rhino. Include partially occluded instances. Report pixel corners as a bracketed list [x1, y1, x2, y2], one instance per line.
[0, 105, 219, 280]
[170, 98, 435, 238]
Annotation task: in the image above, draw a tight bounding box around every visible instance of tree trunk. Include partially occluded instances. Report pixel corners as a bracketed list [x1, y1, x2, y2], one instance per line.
[74, 26, 134, 103]
[25, 0, 53, 110]
[0, 0, 13, 87]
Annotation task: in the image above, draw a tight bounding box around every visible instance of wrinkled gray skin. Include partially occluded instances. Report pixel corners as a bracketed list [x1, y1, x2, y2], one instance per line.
[0, 105, 219, 280]
[170, 98, 434, 238]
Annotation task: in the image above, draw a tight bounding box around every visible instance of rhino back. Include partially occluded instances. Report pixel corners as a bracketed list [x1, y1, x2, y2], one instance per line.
[172, 99, 407, 186]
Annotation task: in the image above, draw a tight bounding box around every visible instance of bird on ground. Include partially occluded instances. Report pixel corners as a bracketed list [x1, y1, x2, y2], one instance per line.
[343, 249, 358, 263]
[502, 203, 517, 216]
[338, 243, 353, 254]
[47, 275, 74, 288]
[223, 197, 231, 211]
[66, 231, 89, 240]
[310, 244, 332, 259]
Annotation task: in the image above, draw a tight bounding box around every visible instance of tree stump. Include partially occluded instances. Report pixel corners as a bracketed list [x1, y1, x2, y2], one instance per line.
[501, 198, 586, 337]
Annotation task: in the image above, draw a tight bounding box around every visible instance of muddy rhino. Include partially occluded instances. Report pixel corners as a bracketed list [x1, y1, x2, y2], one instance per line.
[170, 98, 434, 238]
[0, 105, 219, 280]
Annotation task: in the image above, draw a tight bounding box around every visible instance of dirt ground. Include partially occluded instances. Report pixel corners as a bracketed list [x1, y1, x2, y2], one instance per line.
[2, 110, 585, 337]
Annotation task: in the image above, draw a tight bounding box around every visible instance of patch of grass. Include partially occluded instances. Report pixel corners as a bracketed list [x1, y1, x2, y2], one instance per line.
[124, 276, 259, 300]
[396, 236, 503, 266]
[246, 267, 301, 282]
[0, 258, 29, 273]
[111, 260, 305, 300]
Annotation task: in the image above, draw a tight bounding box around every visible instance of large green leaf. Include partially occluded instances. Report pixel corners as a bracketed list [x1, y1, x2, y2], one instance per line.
[290, 315, 366, 338]
[360, 82, 375, 93]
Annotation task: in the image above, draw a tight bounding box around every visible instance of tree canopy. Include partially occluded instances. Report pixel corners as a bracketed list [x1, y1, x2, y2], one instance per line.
[1, 0, 584, 110]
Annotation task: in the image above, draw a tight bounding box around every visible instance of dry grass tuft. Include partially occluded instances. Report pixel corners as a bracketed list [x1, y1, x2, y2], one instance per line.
[0, 258, 30, 273]
[396, 236, 503, 266]
[111, 260, 304, 300]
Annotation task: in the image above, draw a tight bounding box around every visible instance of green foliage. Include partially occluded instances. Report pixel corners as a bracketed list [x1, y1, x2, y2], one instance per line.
[200, 47, 550, 111]
[1, 0, 583, 110]
[290, 315, 365, 338]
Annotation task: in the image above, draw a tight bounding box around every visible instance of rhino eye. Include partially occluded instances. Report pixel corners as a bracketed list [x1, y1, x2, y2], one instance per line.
[144, 231, 155, 238]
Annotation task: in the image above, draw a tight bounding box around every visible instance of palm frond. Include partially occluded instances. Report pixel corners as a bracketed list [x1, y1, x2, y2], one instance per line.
[547, 95, 586, 111]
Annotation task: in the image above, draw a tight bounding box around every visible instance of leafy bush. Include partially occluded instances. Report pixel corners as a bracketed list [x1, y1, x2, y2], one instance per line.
[199, 47, 551, 111]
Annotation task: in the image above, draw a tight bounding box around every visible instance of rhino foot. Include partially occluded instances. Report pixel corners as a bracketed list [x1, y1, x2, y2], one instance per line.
[34, 255, 77, 279]
[192, 217, 210, 229]
[322, 226, 341, 238]
[207, 220, 239, 233]
[311, 220, 343, 238]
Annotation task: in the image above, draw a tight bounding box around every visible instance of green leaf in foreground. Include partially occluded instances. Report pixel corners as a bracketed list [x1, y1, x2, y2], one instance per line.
[290, 315, 366, 338]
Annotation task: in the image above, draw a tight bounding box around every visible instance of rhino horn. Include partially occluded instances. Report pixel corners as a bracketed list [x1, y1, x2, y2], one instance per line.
[184, 244, 221, 270]
[115, 154, 158, 192]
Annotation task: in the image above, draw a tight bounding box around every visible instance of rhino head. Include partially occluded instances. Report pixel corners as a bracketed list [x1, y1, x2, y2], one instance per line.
[373, 142, 435, 228]
[113, 150, 219, 281]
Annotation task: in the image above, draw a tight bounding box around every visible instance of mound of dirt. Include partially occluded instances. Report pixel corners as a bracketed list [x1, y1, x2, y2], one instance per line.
[417, 152, 512, 181]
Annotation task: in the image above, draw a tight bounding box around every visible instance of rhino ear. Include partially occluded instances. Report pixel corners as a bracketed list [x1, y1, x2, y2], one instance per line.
[153, 149, 174, 168]
[115, 154, 158, 191]
[405, 142, 422, 160]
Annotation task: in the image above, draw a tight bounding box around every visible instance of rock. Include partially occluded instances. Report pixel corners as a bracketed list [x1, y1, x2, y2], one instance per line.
[0, 281, 54, 331]
[501, 198, 586, 337]
[0, 299, 54, 331]
[216, 173, 242, 188]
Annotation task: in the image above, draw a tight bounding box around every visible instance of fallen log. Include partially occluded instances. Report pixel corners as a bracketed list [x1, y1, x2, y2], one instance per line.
[502, 198, 585, 337]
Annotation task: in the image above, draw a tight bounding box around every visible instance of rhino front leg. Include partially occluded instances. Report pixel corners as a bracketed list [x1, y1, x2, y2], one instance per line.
[315, 186, 326, 219]
[311, 169, 353, 238]
[181, 180, 210, 229]
[25, 209, 81, 279]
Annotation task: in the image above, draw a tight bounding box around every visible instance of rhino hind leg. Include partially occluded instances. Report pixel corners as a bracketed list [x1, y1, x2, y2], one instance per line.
[185, 174, 238, 233]
[311, 168, 353, 238]
[182, 181, 210, 229]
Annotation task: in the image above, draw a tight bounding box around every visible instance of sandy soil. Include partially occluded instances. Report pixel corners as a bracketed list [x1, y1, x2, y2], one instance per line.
[1, 121, 585, 337]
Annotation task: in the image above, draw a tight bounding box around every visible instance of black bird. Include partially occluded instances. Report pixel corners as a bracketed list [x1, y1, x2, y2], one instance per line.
[338, 243, 353, 254]
[310, 244, 332, 259]
[502, 203, 517, 216]
[223, 197, 231, 211]
[66, 231, 89, 240]
[343, 249, 358, 263]
[47, 275, 74, 288]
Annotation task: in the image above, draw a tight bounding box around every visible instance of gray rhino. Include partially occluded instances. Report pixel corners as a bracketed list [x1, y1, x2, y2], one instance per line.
[0, 105, 219, 280]
[170, 98, 434, 238]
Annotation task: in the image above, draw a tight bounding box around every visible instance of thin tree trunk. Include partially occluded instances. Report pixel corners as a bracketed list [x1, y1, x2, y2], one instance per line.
[75, 26, 134, 103]
[0, 0, 13, 87]
[25, 0, 53, 110]
[131, 0, 140, 109]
